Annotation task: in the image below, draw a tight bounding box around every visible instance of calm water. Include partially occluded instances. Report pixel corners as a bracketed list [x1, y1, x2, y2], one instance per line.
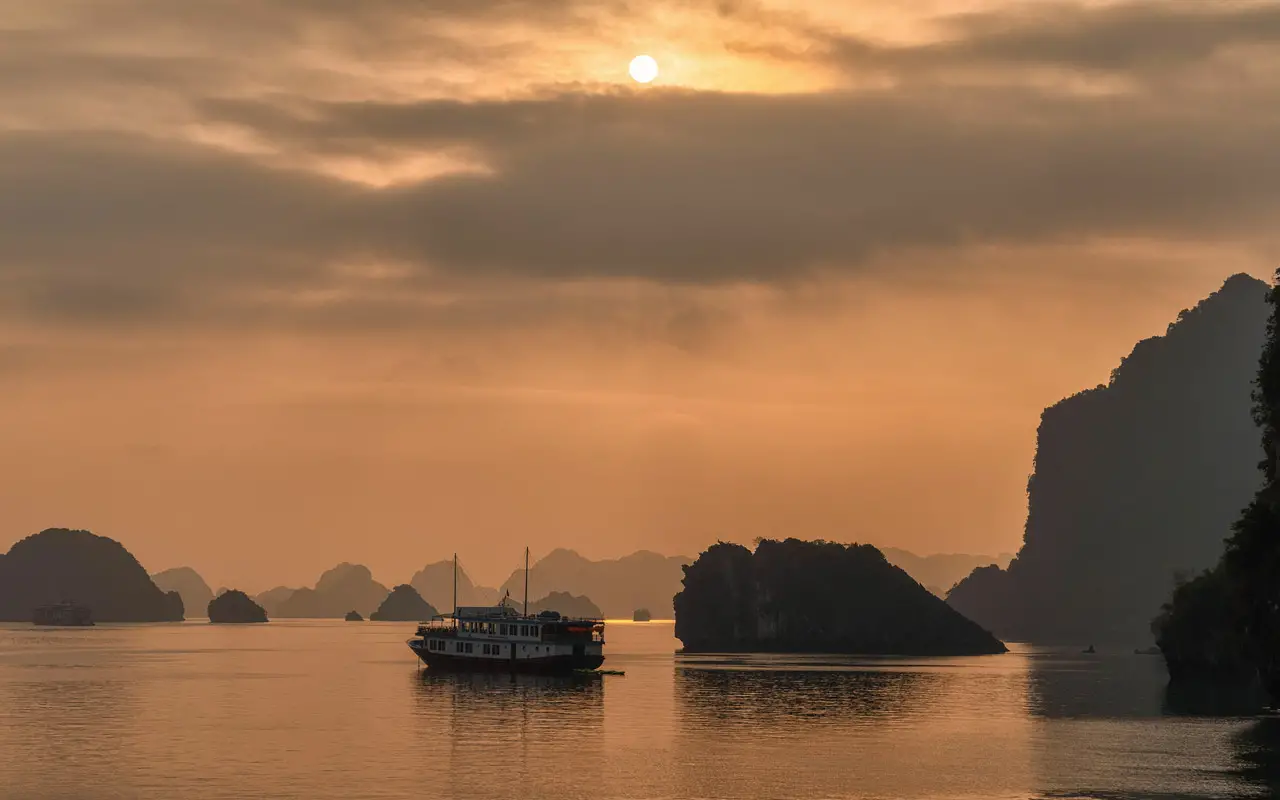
[0, 620, 1276, 800]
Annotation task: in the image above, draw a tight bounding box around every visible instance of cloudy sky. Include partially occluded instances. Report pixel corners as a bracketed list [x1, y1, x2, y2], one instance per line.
[1, 0, 1276, 590]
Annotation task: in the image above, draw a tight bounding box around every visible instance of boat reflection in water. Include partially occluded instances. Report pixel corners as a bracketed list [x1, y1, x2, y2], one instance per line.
[411, 669, 606, 798]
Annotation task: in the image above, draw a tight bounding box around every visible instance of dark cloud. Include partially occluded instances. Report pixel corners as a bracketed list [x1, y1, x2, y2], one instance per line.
[742, 1, 1280, 78]
[207, 84, 1280, 283]
[2, 0, 1279, 325]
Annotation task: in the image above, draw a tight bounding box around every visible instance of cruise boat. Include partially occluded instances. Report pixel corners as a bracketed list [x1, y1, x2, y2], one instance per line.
[32, 601, 94, 626]
[407, 551, 605, 674]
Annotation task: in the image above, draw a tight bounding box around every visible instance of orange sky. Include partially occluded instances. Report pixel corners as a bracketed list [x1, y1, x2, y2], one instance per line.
[1, 0, 1278, 590]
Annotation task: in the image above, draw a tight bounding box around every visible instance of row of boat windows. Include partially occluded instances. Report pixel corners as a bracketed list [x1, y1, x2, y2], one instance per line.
[459, 622, 540, 637]
[426, 639, 553, 656]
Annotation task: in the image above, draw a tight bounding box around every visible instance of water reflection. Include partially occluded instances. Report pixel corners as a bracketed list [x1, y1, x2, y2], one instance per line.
[1025, 651, 1171, 719]
[1162, 681, 1269, 718]
[0, 672, 139, 798]
[675, 660, 937, 725]
[411, 670, 606, 800]
[671, 654, 1036, 799]
[1232, 716, 1280, 797]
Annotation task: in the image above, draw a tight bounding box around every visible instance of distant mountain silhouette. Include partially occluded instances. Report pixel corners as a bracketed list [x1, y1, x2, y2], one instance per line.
[345, 610, 363, 621]
[151, 567, 214, 619]
[675, 539, 1006, 655]
[253, 586, 298, 617]
[879, 548, 1013, 597]
[209, 590, 267, 623]
[498, 549, 690, 617]
[275, 563, 389, 618]
[948, 274, 1270, 644]
[369, 585, 438, 621]
[409, 560, 500, 612]
[0, 528, 184, 622]
[528, 591, 602, 619]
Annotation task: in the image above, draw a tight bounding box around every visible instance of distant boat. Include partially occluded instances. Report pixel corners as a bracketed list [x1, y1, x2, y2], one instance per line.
[407, 550, 605, 674]
[1083, 644, 1096, 654]
[32, 602, 94, 627]
[632, 608, 652, 622]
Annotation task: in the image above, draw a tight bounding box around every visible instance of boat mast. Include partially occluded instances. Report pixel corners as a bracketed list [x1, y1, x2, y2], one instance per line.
[452, 552, 457, 619]
[523, 546, 529, 616]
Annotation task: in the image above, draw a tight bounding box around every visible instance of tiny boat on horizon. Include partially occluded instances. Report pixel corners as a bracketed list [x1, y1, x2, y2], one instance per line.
[32, 601, 94, 627]
[407, 550, 605, 674]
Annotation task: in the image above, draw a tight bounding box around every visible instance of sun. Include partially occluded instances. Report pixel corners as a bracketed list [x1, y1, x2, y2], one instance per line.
[629, 54, 659, 84]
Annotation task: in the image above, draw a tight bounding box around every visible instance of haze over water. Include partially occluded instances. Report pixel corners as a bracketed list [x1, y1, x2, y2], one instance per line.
[0, 621, 1269, 800]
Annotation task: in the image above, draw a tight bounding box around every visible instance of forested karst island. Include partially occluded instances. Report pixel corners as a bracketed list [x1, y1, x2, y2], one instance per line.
[948, 275, 1269, 644]
[209, 590, 268, 623]
[674, 539, 1006, 656]
[369, 585, 437, 621]
[0, 529, 184, 622]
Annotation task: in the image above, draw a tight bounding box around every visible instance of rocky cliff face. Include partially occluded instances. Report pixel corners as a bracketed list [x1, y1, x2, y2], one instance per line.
[675, 539, 1006, 656]
[152, 567, 214, 619]
[948, 274, 1270, 644]
[0, 528, 184, 622]
[369, 585, 437, 621]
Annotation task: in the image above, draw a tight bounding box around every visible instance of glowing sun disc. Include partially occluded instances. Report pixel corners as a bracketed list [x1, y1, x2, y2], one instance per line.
[629, 54, 659, 84]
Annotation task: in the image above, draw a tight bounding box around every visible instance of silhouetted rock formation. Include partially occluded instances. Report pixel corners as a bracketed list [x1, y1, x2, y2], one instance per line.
[949, 275, 1270, 644]
[208, 590, 268, 623]
[528, 592, 602, 619]
[151, 567, 214, 619]
[633, 608, 652, 622]
[1152, 566, 1254, 684]
[879, 548, 1013, 597]
[275, 563, 389, 618]
[498, 549, 691, 617]
[369, 585, 438, 621]
[409, 561, 499, 612]
[0, 528, 185, 622]
[675, 539, 1006, 655]
[1155, 270, 1280, 699]
[345, 610, 363, 622]
[253, 586, 297, 617]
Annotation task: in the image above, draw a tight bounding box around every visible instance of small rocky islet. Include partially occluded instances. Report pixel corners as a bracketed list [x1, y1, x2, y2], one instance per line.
[208, 590, 268, 624]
